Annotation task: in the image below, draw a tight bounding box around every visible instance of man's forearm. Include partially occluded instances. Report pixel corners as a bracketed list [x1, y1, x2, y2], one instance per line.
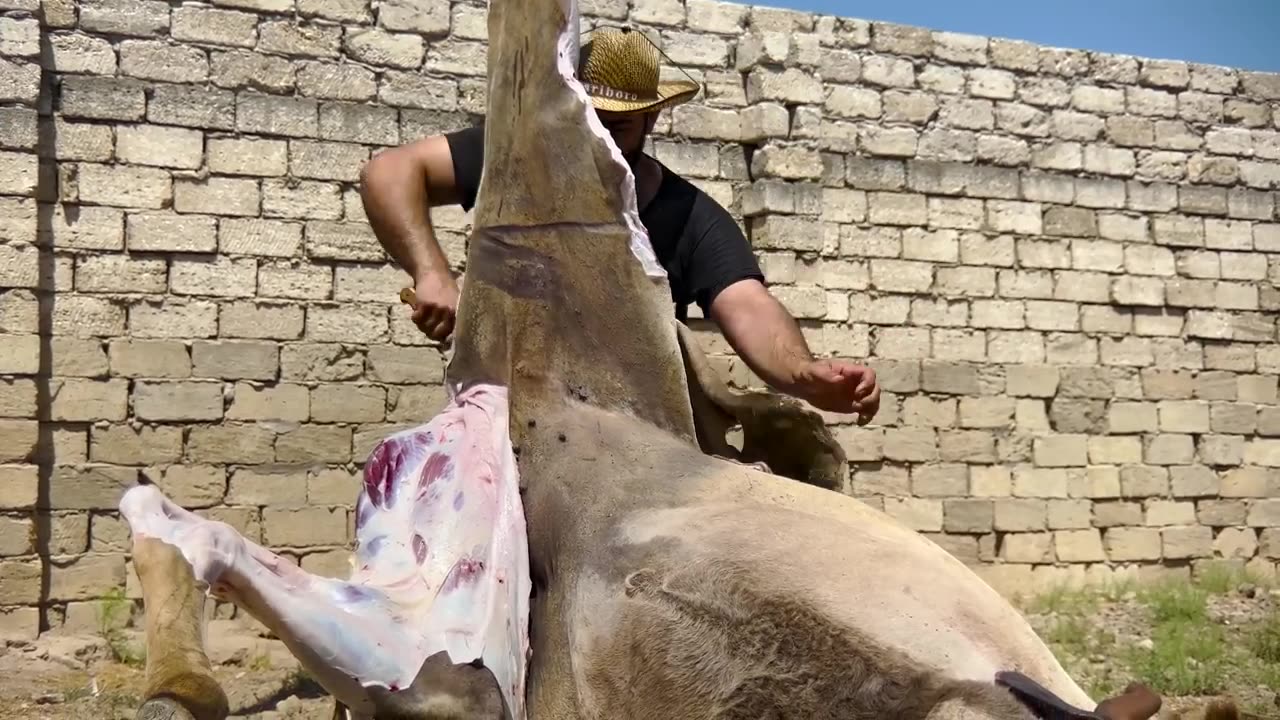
[359, 152, 450, 281]
[711, 281, 815, 394]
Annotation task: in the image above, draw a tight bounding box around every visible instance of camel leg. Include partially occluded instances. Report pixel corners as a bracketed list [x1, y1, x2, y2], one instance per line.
[996, 671, 1164, 720]
[1093, 682, 1163, 720]
[132, 536, 229, 720]
[131, 533, 511, 720]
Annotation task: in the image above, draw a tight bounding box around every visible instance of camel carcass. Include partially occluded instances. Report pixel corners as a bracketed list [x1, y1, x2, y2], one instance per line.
[115, 0, 1222, 717]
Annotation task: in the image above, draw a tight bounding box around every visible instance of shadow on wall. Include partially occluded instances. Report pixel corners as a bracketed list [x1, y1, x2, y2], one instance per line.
[36, 5, 57, 633]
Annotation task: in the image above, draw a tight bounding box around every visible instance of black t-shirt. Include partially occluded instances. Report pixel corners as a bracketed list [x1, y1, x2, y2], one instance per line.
[444, 124, 765, 320]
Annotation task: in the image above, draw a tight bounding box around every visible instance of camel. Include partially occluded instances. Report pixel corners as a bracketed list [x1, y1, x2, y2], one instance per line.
[115, 0, 1233, 718]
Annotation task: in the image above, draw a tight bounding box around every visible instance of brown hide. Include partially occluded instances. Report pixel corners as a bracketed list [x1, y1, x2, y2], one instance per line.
[132, 536, 229, 720]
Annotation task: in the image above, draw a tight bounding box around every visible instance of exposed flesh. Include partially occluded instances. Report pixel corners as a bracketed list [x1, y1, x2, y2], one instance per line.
[119, 384, 530, 718]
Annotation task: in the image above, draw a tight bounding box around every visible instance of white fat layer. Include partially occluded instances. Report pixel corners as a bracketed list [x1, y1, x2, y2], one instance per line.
[119, 383, 531, 719]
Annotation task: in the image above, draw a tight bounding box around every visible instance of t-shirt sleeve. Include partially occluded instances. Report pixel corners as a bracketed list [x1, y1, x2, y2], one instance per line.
[443, 124, 485, 212]
[684, 193, 766, 316]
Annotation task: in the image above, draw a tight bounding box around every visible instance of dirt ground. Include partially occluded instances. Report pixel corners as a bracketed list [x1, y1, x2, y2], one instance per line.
[0, 619, 335, 720]
[1, 574, 1277, 720]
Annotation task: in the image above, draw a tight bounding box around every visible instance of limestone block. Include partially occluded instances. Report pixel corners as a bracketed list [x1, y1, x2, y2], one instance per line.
[278, 426, 355, 465]
[77, 0, 167, 35]
[1105, 527, 1161, 561]
[120, 39, 209, 83]
[1054, 529, 1105, 562]
[148, 85, 236, 129]
[89, 425, 183, 465]
[133, 381, 224, 421]
[1162, 526, 1214, 559]
[47, 33, 117, 74]
[1199, 500, 1246, 527]
[173, 6, 259, 47]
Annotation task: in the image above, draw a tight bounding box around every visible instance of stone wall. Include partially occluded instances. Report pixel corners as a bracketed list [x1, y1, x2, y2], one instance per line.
[1, 0, 1278, 638]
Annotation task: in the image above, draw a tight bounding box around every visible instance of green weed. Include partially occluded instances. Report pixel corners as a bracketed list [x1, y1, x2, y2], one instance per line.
[96, 586, 145, 668]
[1124, 619, 1228, 697]
[1024, 583, 1097, 616]
[1028, 568, 1280, 712]
[1248, 610, 1280, 664]
[1139, 580, 1208, 625]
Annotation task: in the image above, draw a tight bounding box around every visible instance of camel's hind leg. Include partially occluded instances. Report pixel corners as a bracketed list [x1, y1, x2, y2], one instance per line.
[132, 536, 229, 720]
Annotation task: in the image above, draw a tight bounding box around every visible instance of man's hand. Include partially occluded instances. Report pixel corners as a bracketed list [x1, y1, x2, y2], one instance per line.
[407, 271, 459, 341]
[789, 359, 880, 425]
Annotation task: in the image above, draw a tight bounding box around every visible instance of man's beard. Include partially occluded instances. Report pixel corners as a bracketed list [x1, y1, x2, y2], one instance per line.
[622, 147, 642, 168]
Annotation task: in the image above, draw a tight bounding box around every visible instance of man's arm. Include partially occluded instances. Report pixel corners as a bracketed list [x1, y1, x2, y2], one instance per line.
[708, 278, 814, 395]
[710, 278, 880, 422]
[682, 193, 814, 395]
[358, 135, 460, 283]
[686, 195, 880, 422]
[358, 128, 483, 340]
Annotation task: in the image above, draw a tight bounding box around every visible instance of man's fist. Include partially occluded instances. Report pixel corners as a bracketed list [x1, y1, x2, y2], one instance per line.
[402, 272, 459, 342]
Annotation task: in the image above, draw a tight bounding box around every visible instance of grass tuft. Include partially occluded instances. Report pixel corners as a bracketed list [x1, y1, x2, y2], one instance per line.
[1025, 567, 1280, 716]
[1124, 619, 1228, 697]
[1248, 611, 1280, 664]
[1139, 579, 1208, 624]
[96, 587, 146, 669]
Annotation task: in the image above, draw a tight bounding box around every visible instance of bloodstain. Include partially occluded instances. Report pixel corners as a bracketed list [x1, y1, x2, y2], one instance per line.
[442, 557, 485, 592]
[412, 533, 427, 565]
[418, 452, 454, 497]
[339, 585, 372, 603]
[452, 491, 465, 511]
[363, 437, 413, 510]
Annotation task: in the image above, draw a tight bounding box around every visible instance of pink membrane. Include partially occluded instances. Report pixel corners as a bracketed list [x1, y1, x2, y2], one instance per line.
[119, 383, 531, 718]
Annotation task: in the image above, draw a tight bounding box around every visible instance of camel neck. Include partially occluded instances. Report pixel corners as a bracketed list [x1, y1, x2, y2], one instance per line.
[442, 0, 697, 448]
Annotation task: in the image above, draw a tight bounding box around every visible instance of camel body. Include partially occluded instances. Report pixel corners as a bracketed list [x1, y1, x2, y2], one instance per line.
[514, 399, 1094, 720]
[118, 388, 1093, 720]
[112, 0, 1208, 717]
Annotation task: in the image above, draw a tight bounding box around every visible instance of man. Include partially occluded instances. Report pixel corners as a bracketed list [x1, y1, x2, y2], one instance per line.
[358, 26, 881, 424]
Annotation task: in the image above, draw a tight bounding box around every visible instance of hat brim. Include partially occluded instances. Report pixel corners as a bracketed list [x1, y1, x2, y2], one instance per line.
[588, 80, 700, 114]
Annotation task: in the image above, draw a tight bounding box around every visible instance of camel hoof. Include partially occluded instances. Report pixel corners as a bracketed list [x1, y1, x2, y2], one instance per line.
[1094, 682, 1162, 720]
[136, 697, 199, 720]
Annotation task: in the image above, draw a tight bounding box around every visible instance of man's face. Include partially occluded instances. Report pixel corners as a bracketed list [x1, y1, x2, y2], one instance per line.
[594, 109, 655, 165]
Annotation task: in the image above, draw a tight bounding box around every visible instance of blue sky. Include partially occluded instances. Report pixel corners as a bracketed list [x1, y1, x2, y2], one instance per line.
[735, 0, 1280, 73]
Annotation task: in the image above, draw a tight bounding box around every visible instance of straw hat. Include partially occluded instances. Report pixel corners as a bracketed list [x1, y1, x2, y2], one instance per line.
[578, 27, 701, 114]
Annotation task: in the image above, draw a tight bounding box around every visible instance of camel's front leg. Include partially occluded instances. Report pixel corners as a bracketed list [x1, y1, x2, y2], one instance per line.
[133, 536, 229, 720]
[118, 383, 529, 719]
